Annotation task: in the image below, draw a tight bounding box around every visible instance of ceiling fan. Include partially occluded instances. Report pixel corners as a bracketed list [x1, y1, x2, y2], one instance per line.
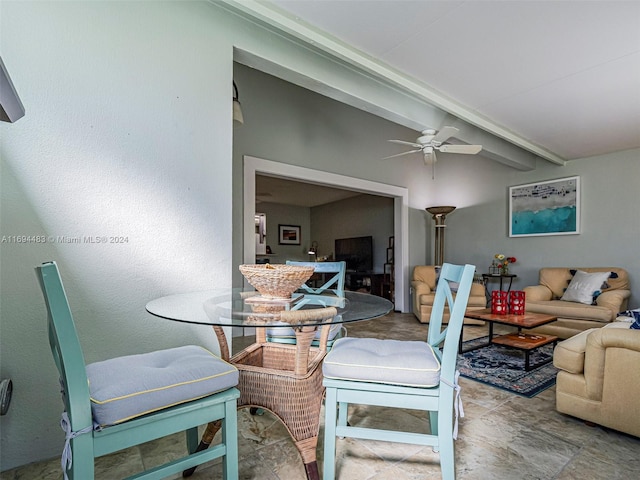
[384, 126, 482, 178]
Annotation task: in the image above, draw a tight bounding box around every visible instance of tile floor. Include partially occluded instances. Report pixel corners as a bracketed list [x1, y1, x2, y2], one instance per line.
[2, 312, 639, 479]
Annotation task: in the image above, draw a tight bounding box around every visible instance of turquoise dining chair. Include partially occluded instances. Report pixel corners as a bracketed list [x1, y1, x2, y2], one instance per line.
[266, 261, 347, 349]
[322, 262, 476, 480]
[36, 261, 240, 480]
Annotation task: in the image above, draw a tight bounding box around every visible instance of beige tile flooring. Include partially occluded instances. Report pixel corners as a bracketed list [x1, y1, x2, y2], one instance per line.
[2, 312, 639, 479]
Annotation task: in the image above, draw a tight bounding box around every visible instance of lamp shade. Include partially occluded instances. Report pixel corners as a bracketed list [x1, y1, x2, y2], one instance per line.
[426, 206, 456, 266]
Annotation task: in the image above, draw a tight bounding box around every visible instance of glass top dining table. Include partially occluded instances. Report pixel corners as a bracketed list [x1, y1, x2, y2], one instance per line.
[146, 289, 393, 328]
[145, 288, 393, 480]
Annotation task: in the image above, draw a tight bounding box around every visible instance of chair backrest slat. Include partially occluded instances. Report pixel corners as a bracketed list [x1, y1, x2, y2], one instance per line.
[36, 262, 93, 431]
[285, 261, 346, 296]
[427, 263, 475, 381]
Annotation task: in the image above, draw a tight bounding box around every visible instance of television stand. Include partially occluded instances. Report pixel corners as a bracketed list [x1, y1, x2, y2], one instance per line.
[345, 272, 384, 296]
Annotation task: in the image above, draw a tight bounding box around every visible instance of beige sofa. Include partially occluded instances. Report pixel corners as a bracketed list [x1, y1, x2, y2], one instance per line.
[523, 267, 630, 339]
[553, 321, 640, 437]
[411, 265, 486, 324]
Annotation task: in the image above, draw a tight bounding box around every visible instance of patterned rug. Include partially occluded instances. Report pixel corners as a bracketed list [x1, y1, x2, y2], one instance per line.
[457, 336, 558, 398]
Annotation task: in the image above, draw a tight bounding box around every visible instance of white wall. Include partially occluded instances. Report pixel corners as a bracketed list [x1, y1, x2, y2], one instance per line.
[255, 195, 394, 268]
[255, 202, 312, 261]
[0, 0, 241, 470]
[312, 195, 394, 274]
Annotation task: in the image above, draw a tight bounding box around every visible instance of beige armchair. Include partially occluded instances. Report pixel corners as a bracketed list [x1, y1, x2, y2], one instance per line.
[553, 322, 640, 437]
[523, 267, 630, 339]
[411, 265, 486, 324]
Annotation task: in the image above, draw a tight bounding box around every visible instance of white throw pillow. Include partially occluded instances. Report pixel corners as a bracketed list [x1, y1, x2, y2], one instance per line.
[561, 270, 611, 305]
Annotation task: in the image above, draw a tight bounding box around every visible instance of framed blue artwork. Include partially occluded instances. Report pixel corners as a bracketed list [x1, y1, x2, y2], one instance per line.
[509, 176, 580, 237]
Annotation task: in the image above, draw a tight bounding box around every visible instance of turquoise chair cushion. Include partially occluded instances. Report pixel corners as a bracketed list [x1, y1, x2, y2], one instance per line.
[322, 337, 441, 387]
[86, 345, 238, 426]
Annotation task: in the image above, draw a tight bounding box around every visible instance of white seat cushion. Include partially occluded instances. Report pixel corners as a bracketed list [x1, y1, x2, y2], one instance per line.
[86, 345, 238, 426]
[322, 337, 441, 387]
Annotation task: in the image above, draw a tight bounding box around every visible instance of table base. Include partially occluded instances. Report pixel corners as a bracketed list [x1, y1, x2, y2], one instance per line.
[459, 312, 558, 371]
[232, 342, 325, 479]
[491, 333, 558, 371]
[185, 324, 329, 479]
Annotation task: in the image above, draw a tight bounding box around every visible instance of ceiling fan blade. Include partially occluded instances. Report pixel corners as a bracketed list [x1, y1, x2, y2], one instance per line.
[432, 126, 459, 145]
[382, 149, 422, 160]
[438, 144, 483, 154]
[388, 139, 422, 148]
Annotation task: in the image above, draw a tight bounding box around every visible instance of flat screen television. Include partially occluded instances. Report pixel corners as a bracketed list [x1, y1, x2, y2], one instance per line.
[335, 236, 373, 272]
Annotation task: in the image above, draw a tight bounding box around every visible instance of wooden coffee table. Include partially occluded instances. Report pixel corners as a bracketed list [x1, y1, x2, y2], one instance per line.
[461, 309, 558, 371]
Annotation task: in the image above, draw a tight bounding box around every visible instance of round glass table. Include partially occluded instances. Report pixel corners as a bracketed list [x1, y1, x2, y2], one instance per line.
[146, 289, 393, 480]
[146, 289, 391, 327]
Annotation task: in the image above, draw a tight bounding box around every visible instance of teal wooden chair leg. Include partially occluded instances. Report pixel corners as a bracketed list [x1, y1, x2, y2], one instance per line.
[69, 434, 95, 480]
[222, 399, 239, 480]
[186, 427, 199, 454]
[437, 390, 455, 479]
[429, 410, 439, 450]
[439, 438, 455, 480]
[323, 387, 339, 480]
[337, 401, 348, 428]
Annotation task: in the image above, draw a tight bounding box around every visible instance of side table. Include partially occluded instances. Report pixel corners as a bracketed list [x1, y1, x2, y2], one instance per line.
[481, 273, 517, 306]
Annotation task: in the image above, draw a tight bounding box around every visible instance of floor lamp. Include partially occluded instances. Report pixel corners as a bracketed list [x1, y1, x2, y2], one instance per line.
[426, 206, 456, 266]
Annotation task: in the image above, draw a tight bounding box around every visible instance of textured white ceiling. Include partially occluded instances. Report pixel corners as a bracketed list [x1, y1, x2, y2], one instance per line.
[272, 0, 640, 160]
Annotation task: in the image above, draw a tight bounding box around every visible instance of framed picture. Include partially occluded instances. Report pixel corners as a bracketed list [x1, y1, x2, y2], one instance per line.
[278, 224, 301, 245]
[509, 176, 580, 237]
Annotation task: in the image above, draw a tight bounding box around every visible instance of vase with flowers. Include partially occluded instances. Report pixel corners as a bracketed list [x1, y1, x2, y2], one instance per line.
[493, 254, 516, 275]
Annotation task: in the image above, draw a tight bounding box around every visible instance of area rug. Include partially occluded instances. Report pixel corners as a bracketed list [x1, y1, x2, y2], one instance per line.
[457, 336, 558, 398]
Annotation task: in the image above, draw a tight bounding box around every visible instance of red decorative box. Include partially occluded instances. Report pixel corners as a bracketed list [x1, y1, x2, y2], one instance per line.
[509, 290, 526, 315]
[491, 290, 508, 315]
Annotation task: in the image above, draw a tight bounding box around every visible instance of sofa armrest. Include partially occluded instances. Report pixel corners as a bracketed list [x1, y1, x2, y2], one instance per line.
[584, 327, 640, 400]
[470, 283, 485, 297]
[553, 328, 595, 373]
[595, 289, 631, 319]
[523, 285, 553, 302]
[411, 280, 432, 296]
[411, 280, 432, 316]
[590, 326, 640, 353]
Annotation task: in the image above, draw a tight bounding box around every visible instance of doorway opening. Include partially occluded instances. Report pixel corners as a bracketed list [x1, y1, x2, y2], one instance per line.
[243, 155, 408, 312]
